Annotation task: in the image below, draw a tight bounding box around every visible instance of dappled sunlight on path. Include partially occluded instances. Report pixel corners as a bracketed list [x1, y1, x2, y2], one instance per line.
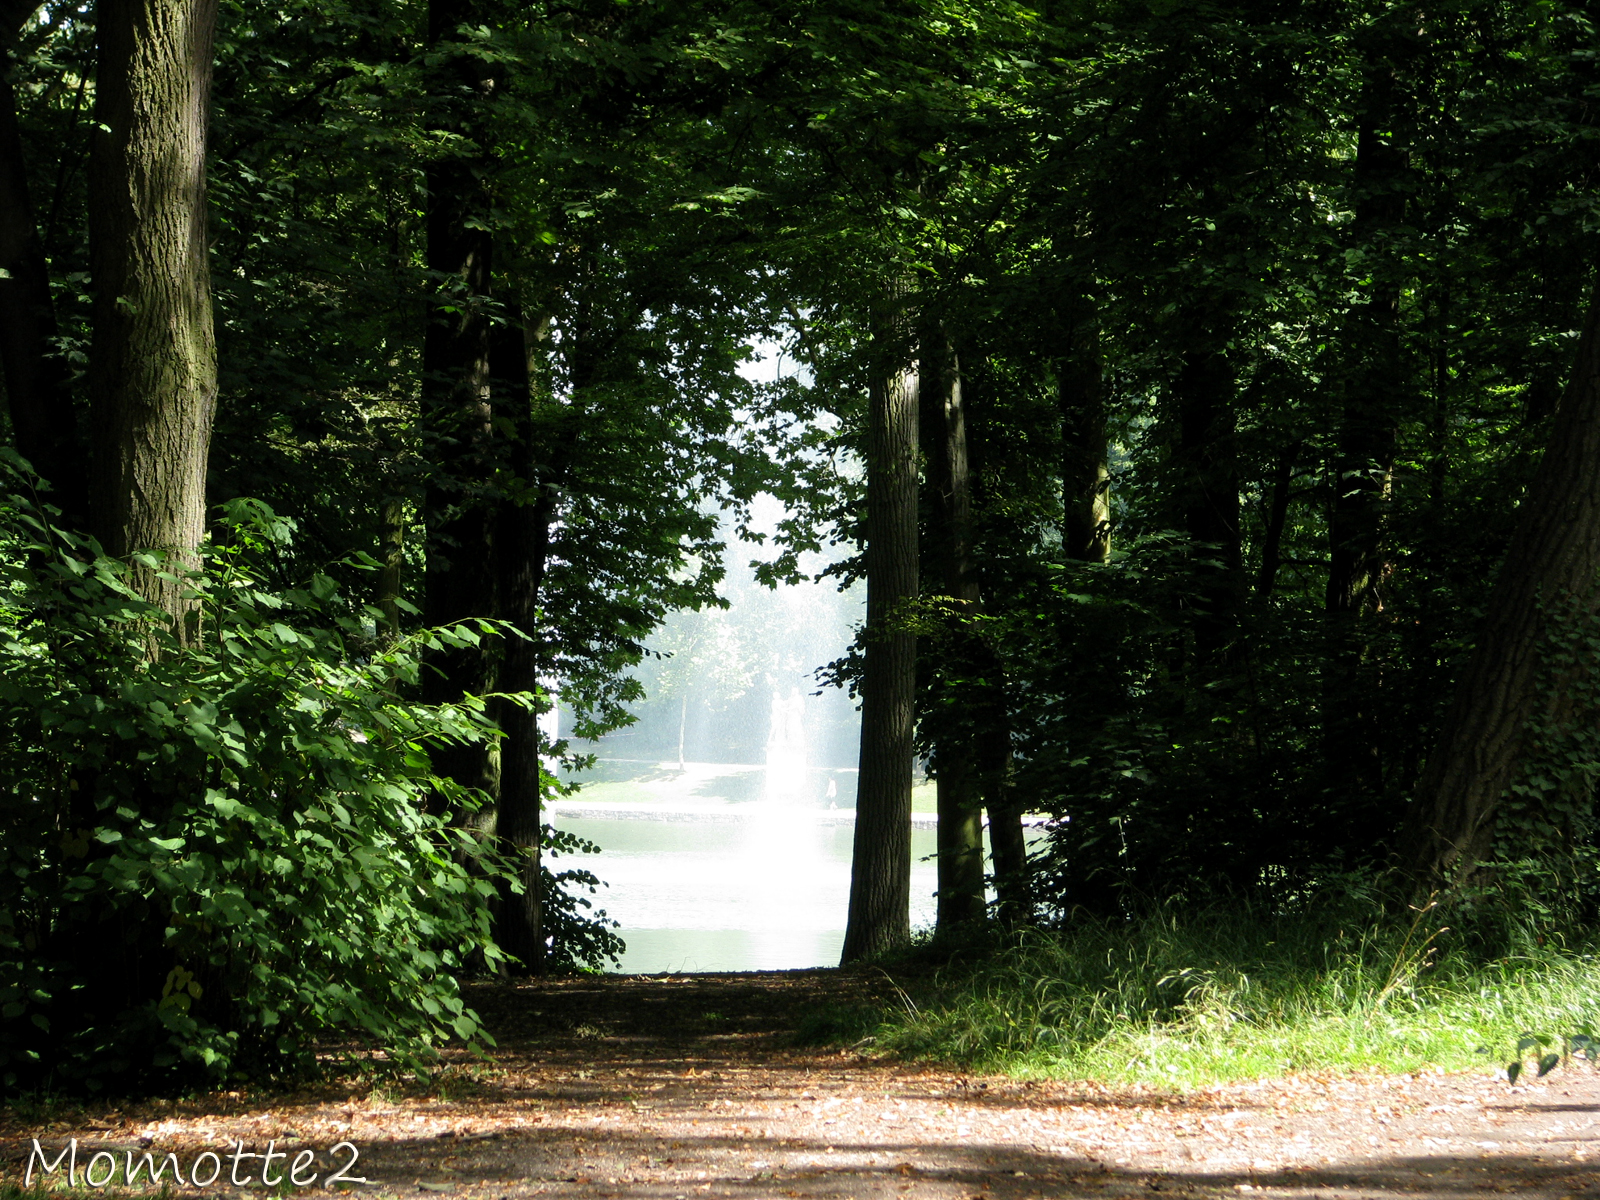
[4, 974, 1595, 1199]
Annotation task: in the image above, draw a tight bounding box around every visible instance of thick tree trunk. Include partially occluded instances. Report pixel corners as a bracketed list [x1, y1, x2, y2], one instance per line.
[493, 311, 546, 974]
[421, 0, 499, 804]
[935, 751, 985, 931]
[88, 0, 219, 618]
[490, 313, 586, 968]
[1403, 281, 1600, 889]
[920, 327, 986, 934]
[0, 44, 84, 521]
[1324, 59, 1406, 803]
[841, 313, 919, 965]
[986, 744, 1029, 926]
[61, 0, 219, 1032]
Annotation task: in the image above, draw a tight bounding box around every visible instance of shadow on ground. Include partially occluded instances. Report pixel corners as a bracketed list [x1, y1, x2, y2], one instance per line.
[4, 973, 1595, 1199]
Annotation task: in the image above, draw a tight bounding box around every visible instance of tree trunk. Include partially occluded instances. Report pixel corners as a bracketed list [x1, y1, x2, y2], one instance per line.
[61, 0, 219, 1036]
[88, 0, 220, 618]
[1324, 52, 1406, 804]
[1403, 280, 1600, 889]
[1060, 314, 1109, 564]
[421, 0, 499, 804]
[492, 309, 585, 970]
[0, 26, 84, 522]
[985, 745, 1029, 926]
[492, 310, 546, 974]
[1255, 445, 1297, 599]
[379, 498, 405, 639]
[841, 306, 919, 965]
[920, 326, 986, 934]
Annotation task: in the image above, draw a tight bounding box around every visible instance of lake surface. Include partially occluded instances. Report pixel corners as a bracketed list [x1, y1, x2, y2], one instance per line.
[550, 807, 940, 973]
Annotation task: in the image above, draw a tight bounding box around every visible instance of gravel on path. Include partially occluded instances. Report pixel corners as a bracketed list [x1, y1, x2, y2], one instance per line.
[3, 972, 1595, 1200]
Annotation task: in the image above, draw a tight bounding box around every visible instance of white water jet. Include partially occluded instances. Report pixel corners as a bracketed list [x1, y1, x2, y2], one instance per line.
[762, 686, 809, 804]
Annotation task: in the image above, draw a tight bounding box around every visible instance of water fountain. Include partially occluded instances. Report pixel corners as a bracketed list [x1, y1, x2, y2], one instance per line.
[761, 686, 809, 804]
[549, 671, 940, 971]
[545, 488, 941, 971]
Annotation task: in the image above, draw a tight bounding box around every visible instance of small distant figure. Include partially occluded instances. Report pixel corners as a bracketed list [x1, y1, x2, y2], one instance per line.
[826, 777, 838, 809]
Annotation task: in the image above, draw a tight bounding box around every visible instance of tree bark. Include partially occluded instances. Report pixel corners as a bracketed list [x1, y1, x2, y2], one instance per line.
[920, 325, 985, 934]
[379, 498, 405, 639]
[1060, 314, 1109, 564]
[1403, 280, 1600, 889]
[492, 310, 545, 974]
[1255, 445, 1297, 599]
[421, 0, 499, 804]
[841, 305, 919, 965]
[87, 0, 219, 617]
[491, 308, 585, 969]
[985, 744, 1029, 926]
[0, 18, 84, 521]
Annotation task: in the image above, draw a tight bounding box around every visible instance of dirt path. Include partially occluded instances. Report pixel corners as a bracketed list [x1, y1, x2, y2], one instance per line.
[5, 972, 1598, 1199]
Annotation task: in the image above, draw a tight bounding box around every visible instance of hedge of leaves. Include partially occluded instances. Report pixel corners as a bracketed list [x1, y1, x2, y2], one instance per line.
[0, 475, 523, 1092]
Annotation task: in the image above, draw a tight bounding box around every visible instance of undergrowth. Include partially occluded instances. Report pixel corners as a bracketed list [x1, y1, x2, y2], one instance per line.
[854, 904, 1600, 1087]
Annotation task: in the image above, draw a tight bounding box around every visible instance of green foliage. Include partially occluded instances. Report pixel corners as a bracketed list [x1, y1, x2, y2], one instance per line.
[10, 0, 1600, 1021]
[539, 822, 624, 974]
[855, 899, 1600, 1087]
[1472, 590, 1600, 929]
[1499, 1027, 1600, 1084]
[0, 479, 520, 1092]
[883, 0, 1600, 921]
[1503, 1033, 1561, 1084]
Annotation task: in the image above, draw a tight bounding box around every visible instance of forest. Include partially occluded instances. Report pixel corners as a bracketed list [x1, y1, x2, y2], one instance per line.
[3, 0, 1600, 1096]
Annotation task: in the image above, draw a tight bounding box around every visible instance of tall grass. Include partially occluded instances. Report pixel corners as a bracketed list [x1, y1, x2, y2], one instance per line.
[868, 904, 1600, 1086]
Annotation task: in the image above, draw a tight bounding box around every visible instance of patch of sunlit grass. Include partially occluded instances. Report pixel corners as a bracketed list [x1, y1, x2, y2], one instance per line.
[860, 905, 1600, 1087]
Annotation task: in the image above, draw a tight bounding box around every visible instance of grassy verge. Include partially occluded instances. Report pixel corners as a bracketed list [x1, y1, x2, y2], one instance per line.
[851, 906, 1600, 1088]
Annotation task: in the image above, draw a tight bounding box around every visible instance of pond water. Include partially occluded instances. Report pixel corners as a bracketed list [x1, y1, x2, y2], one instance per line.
[550, 805, 940, 973]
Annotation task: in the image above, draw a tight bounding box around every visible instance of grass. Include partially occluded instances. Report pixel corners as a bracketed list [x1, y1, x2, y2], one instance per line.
[858, 904, 1600, 1088]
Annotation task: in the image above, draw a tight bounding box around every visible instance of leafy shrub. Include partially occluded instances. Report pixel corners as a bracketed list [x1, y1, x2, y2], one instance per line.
[540, 823, 624, 973]
[0, 478, 522, 1092]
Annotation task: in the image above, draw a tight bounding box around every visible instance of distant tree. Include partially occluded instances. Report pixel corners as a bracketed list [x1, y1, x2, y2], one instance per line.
[643, 606, 756, 770]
